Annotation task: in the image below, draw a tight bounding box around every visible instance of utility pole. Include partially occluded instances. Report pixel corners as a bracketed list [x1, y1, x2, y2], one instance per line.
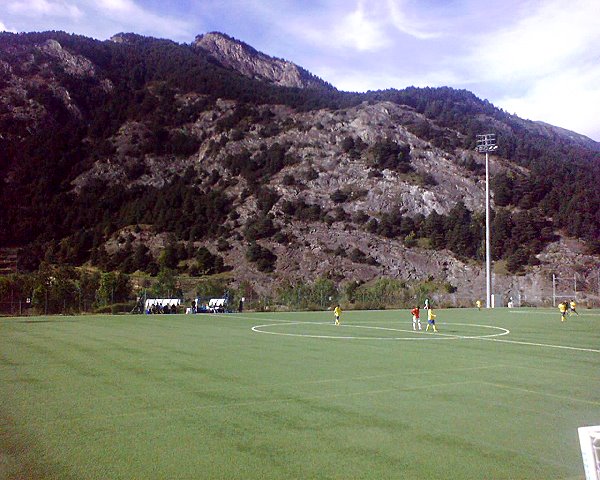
[476, 134, 498, 309]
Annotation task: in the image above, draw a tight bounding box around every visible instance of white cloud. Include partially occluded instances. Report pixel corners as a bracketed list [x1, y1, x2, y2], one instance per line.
[7, 0, 83, 19]
[288, 0, 441, 53]
[332, 1, 390, 51]
[497, 65, 600, 140]
[87, 0, 192, 39]
[94, 0, 148, 15]
[386, 0, 440, 40]
[313, 67, 383, 92]
[314, 63, 462, 93]
[441, 0, 600, 140]
[251, 0, 394, 55]
[290, 1, 390, 52]
[465, 0, 600, 82]
[4, 0, 193, 40]
[95, 0, 131, 12]
[0, 20, 17, 32]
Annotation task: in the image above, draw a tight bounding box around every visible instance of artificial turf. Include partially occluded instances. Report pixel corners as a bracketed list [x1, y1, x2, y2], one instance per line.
[1, 308, 598, 479]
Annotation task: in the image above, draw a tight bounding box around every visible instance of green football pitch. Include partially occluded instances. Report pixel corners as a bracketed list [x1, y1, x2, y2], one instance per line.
[1, 308, 599, 479]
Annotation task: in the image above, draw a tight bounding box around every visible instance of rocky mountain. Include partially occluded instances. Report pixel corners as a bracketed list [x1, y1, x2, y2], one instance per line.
[1, 31, 599, 306]
[193, 32, 333, 90]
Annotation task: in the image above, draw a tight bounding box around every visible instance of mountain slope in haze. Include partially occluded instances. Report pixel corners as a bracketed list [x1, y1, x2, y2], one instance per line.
[0, 30, 599, 304]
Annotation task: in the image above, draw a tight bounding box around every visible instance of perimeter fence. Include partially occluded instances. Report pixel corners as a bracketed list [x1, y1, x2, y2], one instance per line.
[2, 272, 599, 317]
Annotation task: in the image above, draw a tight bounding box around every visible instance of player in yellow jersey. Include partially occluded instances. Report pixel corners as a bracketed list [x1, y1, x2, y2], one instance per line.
[569, 300, 579, 316]
[334, 304, 341, 326]
[476, 300, 482, 311]
[426, 308, 438, 332]
[559, 302, 568, 322]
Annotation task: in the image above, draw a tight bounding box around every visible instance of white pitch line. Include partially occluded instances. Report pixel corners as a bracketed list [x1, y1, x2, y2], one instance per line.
[252, 321, 451, 341]
[474, 336, 600, 354]
[508, 310, 599, 317]
[252, 321, 509, 341]
[481, 381, 600, 406]
[508, 364, 600, 381]
[211, 313, 298, 323]
[222, 313, 599, 354]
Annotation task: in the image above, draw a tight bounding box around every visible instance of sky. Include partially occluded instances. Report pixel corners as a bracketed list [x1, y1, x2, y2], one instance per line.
[2, 0, 600, 141]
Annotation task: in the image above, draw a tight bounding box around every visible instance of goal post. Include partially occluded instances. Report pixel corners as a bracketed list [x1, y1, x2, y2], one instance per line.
[552, 273, 577, 307]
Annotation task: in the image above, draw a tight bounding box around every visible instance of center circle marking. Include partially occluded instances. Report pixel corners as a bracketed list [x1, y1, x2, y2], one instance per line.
[251, 322, 510, 340]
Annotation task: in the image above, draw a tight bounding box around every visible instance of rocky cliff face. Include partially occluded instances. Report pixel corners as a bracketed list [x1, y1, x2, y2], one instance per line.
[68, 96, 599, 305]
[74, 99, 489, 213]
[193, 32, 333, 90]
[0, 37, 113, 139]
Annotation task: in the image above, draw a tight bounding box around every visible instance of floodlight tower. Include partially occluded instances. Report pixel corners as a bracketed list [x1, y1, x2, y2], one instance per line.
[476, 134, 498, 309]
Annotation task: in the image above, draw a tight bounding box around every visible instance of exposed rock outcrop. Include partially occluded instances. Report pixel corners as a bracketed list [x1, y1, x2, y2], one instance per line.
[193, 32, 333, 90]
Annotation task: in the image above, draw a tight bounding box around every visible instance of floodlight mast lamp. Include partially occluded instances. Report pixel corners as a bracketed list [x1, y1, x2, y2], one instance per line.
[476, 134, 498, 309]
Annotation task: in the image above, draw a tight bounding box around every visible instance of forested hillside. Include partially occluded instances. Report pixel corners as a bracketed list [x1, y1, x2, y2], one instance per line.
[1, 30, 599, 311]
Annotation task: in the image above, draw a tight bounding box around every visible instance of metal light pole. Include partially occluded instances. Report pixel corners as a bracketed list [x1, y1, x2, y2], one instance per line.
[476, 134, 497, 309]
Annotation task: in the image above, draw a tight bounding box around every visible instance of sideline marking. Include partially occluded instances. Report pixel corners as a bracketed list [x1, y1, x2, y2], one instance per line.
[481, 381, 600, 406]
[508, 310, 599, 317]
[251, 321, 509, 340]
[476, 336, 600, 354]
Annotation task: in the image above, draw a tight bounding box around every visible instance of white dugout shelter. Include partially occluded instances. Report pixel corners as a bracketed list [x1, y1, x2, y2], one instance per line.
[197, 298, 227, 312]
[145, 298, 181, 310]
